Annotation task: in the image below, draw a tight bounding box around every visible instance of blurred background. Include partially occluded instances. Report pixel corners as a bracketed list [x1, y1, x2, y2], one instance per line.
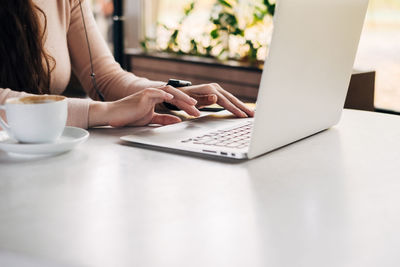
[91, 0, 400, 112]
[354, 0, 400, 112]
[90, 0, 114, 49]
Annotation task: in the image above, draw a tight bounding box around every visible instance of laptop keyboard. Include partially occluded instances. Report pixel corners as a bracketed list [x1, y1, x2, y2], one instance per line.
[181, 122, 253, 149]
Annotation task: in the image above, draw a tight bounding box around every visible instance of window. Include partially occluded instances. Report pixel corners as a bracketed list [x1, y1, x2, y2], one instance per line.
[145, 0, 275, 61]
[149, 0, 400, 111]
[354, 0, 400, 112]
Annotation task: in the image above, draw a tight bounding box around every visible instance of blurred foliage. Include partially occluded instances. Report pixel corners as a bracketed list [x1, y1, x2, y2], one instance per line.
[141, 0, 275, 63]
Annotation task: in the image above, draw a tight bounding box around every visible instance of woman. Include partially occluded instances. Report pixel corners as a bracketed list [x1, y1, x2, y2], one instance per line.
[0, 0, 254, 129]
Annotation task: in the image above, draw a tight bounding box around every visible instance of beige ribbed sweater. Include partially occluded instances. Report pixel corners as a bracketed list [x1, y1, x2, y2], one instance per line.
[0, 0, 157, 129]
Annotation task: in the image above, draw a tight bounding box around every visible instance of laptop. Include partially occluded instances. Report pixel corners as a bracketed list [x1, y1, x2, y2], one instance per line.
[121, 0, 369, 160]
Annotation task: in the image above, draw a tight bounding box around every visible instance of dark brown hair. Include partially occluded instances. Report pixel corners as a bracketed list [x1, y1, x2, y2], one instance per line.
[0, 0, 55, 94]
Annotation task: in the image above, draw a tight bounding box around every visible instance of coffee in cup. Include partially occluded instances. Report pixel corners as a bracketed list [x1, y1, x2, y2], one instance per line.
[0, 95, 68, 143]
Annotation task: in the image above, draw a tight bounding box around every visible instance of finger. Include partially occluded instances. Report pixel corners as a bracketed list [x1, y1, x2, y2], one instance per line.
[216, 92, 248, 118]
[160, 85, 197, 105]
[151, 113, 182, 125]
[142, 88, 174, 105]
[183, 83, 218, 95]
[184, 84, 250, 116]
[166, 99, 201, 117]
[207, 83, 254, 117]
[192, 94, 218, 107]
[219, 90, 255, 117]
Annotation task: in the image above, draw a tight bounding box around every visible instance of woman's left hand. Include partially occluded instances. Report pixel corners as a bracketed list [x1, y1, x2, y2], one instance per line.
[159, 83, 255, 118]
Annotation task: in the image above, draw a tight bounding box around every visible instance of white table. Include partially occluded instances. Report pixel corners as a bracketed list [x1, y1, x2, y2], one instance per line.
[0, 109, 400, 267]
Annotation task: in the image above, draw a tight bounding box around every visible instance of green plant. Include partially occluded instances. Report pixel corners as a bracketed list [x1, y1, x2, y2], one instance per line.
[141, 0, 275, 63]
[141, 2, 196, 54]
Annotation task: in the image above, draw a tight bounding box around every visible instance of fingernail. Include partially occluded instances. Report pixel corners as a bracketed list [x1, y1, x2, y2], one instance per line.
[208, 95, 216, 101]
[190, 97, 197, 105]
[166, 93, 174, 100]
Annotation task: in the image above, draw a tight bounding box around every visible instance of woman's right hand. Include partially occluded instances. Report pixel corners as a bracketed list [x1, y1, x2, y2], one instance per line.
[88, 88, 197, 128]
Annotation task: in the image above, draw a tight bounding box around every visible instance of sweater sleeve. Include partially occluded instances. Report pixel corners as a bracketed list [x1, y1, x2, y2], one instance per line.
[65, 97, 91, 129]
[67, 0, 162, 102]
[0, 88, 90, 129]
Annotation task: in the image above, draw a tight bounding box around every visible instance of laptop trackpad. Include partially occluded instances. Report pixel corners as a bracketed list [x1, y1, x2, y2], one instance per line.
[121, 111, 250, 144]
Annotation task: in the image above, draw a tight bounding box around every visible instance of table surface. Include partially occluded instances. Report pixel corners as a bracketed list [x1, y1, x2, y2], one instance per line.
[1, 109, 400, 267]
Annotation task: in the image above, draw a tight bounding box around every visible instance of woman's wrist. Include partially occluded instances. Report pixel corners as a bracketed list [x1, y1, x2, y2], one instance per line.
[88, 101, 111, 127]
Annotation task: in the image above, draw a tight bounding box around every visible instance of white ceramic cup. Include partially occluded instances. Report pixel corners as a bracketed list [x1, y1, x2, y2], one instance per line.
[0, 95, 68, 143]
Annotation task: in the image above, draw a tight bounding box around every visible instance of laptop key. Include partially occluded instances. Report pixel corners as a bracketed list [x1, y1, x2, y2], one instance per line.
[181, 122, 253, 149]
[205, 140, 220, 145]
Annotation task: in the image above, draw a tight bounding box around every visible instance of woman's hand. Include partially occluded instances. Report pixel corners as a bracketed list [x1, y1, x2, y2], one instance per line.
[89, 88, 197, 127]
[159, 83, 255, 118]
[88, 83, 254, 128]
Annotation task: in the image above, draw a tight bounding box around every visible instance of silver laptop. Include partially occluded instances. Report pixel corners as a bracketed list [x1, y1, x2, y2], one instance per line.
[121, 0, 369, 160]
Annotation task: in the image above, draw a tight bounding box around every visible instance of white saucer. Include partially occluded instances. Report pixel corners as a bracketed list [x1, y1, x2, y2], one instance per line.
[0, 126, 89, 155]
